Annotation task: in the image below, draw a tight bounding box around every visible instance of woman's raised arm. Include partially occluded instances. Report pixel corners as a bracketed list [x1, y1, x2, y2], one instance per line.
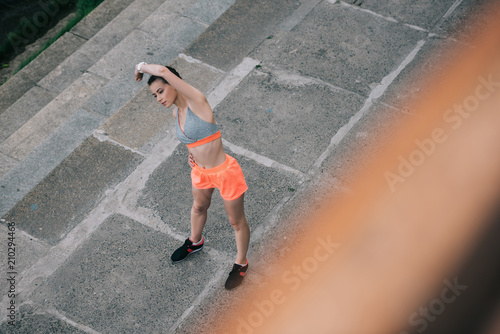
[135, 63, 207, 105]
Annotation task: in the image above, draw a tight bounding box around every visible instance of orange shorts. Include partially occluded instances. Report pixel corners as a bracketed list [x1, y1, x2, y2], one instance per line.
[191, 154, 248, 201]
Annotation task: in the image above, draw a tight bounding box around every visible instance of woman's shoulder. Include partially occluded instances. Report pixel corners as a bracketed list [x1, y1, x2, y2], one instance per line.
[188, 100, 215, 123]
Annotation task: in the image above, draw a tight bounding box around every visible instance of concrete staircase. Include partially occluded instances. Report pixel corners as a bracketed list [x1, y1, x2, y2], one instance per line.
[0, 0, 236, 216]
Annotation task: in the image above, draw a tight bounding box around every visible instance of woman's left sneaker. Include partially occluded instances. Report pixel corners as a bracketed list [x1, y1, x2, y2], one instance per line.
[171, 237, 204, 263]
[225, 260, 248, 290]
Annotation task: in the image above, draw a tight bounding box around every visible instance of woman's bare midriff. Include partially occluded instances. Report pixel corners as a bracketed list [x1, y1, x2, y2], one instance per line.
[188, 137, 226, 168]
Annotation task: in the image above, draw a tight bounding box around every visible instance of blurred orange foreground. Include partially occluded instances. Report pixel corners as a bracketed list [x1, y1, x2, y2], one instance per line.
[227, 2, 500, 334]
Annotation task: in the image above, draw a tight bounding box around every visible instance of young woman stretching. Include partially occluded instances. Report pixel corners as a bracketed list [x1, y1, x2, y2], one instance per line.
[134, 62, 250, 289]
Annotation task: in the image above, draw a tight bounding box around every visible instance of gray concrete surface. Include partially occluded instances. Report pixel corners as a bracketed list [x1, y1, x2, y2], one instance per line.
[0, 0, 493, 332]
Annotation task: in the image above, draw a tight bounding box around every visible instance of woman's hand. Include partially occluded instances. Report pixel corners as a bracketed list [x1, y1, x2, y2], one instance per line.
[188, 153, 196, 167]
[135, 63, 165, 80]
[134, 65, 144, 82]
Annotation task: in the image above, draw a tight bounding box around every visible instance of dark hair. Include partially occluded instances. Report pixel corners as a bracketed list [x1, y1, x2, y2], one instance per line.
[147, 65, 182, 86]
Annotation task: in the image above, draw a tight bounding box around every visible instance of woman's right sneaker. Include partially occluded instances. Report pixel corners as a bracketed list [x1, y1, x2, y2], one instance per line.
[171, 237, 204, 263]
[224, 260, 248, 290]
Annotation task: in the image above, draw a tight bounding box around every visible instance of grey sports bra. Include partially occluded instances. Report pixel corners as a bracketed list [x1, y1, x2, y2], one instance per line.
[175, 106, 219, 144]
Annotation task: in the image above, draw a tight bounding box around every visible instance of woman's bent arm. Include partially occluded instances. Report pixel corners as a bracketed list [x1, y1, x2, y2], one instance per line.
[135, 63, 212, 117]
[137, 64, 206, 103]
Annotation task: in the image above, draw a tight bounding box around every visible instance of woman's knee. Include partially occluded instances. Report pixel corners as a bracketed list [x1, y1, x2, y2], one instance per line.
[192, 200, 211, 214]
[228, 216, 248, 231]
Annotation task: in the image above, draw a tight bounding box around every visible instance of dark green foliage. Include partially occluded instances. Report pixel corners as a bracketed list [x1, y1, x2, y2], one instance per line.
[0, 0, 105, 74]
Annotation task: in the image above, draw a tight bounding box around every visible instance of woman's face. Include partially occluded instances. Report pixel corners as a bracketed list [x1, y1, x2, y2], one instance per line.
[150, 79, 177, 108]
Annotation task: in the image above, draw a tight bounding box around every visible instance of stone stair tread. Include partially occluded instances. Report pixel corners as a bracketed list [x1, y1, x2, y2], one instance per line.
[0, 108, 103, 216]
[0, 73, 108, 163]
[0, 86, 58, 143]
[38, 0, 167, 93]
[71, 0, 136, 39]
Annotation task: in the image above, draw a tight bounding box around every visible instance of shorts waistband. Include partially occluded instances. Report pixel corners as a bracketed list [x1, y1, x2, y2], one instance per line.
[192, 154, 231, 174]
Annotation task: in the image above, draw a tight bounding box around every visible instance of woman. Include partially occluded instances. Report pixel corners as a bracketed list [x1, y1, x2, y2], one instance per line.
[134, 62, 250, 290]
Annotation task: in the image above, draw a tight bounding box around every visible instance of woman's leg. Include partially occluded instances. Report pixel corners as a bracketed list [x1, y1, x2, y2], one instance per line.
[191, 186, 215, 242]
[223, 193, 250, 264]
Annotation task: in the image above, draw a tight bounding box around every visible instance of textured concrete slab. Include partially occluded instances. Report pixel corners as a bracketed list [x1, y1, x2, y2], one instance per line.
[184, 0, 236, 25]
[0, 32, 86, 114]
[136, 0, 200, 38]
[355, 0, 457, 30]
[320, 101, 413, 188]
[80, 0, 200, 73]
[144, 16, 208, 65]
[0, 304, 87, 334]
[87, 29, 156, 80]
[97, 87, 172, 151]
[252, 1, 426, 96]
[37, 51, 95, 94]
[78, 0, 201, 58]
[185, 0, 300, 71]
[0, 86, 57, 143]
[3, 137, 143, 244]
[83, 70, 145, 117]
[169, 55, 226, 98]
[76, 31, 132, 66]
[0, 152, 17, 179]
[174, 270, 268, 334]
[0, 73, 108, 162]
[138, 8, 207, 45]
[20, 32, 87, 82]
[431, 0, 496, 43]
[213, 65, 365, 173]
[88, 9, 207, 82]
[0, 72, 35, 116]
[0, 109, 103, 217]
[75, 0, 164, 64]
[30, 214, 220, 333]
[156, 0, 200, 14]
[0, 222, 49, 278]
[139, 144, 300, 256]
[71, 0, 136, 39]
[381, 37, 468, 114]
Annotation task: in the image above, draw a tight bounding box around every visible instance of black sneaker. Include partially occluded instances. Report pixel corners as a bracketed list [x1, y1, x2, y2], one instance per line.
[225, 260, 248, 290]
[171, 238, 204, 263]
